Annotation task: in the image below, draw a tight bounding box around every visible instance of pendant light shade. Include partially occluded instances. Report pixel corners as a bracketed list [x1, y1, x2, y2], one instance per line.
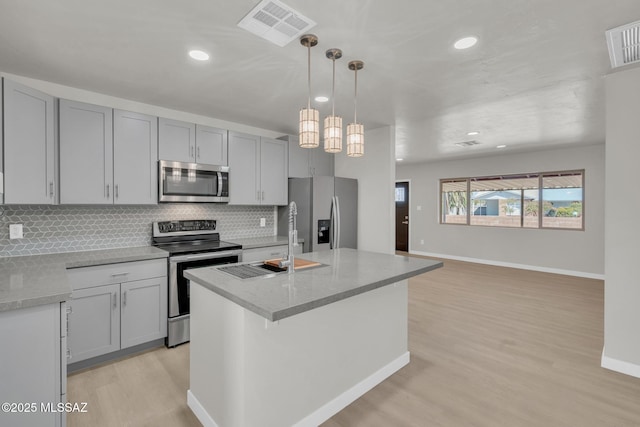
[324, 48, 343, 153]
[299, 34, 319, 148]
[347, 60, 364, 157]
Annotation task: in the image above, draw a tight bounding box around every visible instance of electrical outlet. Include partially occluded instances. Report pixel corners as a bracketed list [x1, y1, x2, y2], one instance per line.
[260, 218, 266, 227]
[420, 239, 424, 245]
[9, 224, 24, 239]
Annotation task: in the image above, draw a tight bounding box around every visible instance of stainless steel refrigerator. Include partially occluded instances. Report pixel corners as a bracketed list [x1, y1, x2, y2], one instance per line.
[278, 176, 357, 252]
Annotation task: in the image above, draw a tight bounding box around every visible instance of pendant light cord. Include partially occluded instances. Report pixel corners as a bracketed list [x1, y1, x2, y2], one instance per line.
[307, 45, 311, 111]
[354, 68, 358, 124]
[331, 58, 336, 116]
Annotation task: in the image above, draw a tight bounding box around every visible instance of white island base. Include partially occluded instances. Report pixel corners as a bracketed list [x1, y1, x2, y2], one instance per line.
[188, 280, 409, 427]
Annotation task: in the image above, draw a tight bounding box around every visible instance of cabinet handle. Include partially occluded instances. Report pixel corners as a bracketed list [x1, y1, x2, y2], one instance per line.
[123, 291, 127, 308]
[49, 182, 54, 198]
[262, 190, 265, 201]
[106, 184, 110, 198]
[191, 146, 194, 159]
[115, 184, 119, 199]
[67, 348, 72, 360]
[197, 146, 200, 158]
[112, 292, 117, 309]
[111, 272, 129, 277]
[256, 191, 260, 201]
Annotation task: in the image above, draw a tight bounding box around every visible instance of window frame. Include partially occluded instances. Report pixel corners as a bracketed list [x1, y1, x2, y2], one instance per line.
[439, 169, 585, 231]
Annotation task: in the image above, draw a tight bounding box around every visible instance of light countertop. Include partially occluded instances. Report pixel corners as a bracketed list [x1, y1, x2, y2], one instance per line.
[0, 246, 168, 312]
[230, 235, 303, 249]
[185, 248, 442, 321]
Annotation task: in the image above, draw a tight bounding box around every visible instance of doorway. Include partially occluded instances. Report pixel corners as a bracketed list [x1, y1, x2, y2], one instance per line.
[395, 181, 409, 252]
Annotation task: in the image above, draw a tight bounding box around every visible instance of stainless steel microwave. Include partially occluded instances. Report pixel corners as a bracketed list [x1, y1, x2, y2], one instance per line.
[159, 160, 229, 203]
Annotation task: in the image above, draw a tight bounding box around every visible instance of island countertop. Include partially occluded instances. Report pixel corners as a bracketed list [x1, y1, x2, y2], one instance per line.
[184, 248, 443, 321]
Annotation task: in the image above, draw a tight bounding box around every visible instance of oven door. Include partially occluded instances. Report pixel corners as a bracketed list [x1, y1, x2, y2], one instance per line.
[159, 160, 229, 203]
[169, 250, 241, 318]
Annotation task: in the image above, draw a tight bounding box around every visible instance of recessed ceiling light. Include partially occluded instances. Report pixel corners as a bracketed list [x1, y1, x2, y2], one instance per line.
[496, 145, 507, 149]
[467, 131, 480, 136]
[189, 50, 210, 61]
[396, 158, 404, 162]
[454, 36, 478, 50]
[315, 96, 329, 102]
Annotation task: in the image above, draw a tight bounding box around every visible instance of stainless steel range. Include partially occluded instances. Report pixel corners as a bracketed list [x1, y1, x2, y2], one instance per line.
[152, 219, 242, 347]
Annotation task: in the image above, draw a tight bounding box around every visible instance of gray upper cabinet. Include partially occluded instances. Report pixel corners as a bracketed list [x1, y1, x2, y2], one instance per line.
[196, 124, 228, 165]
[228, 132, 287, 205]
[282, 135, 334, 178]
[113, 110, 158, 204]
[158, 118, 195, 163]
[3, 79, 56, 204]
[228, 131, 260, 205]
[159, 118, 228, 165]
[60, 101, 158, 205]
[59, 99, 114, 204]
[260, 137, 288, 205]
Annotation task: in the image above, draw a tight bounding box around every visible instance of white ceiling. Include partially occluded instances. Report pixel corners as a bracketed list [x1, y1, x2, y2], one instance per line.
[1, 0, 638, 164]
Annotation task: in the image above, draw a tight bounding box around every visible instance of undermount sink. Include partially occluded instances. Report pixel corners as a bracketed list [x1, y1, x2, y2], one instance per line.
[218, 263, 286, 280]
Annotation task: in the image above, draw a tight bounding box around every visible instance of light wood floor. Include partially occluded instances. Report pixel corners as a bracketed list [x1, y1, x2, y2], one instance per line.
[68, 256, 640, 427]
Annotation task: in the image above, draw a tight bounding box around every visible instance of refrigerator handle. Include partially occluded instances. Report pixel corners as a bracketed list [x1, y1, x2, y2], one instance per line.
[334, 196, 341, 249]
[329, 196, 334, 249]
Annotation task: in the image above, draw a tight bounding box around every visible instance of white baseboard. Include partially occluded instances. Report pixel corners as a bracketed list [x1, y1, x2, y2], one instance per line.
[293, 351, 411, 427]
[601, 348, 640, 379]
[409, 250, 604, 280]
[187, 389, 219, 427]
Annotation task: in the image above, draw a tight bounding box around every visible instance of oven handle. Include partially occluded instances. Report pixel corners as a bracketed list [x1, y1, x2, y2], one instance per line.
[169, 250, 243, 263]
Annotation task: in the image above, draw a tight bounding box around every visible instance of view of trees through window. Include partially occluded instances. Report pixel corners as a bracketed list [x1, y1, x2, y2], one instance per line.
[440, 171, 584, 230]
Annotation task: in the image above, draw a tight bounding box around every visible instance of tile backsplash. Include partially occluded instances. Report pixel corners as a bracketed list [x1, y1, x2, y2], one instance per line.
[0, 204, 276, 257]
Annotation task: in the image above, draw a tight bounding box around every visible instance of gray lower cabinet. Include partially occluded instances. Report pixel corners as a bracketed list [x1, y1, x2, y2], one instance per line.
[0, 302, 66, 427]
[67, 260, 167, 364]
[59, 101, 158, 205]
[242, 244, 303, 263]
[228, 132, 288, 205]
[2, 79, 57, 204]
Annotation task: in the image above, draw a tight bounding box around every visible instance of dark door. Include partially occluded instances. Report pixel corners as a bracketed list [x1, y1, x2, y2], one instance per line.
[395, 181, 409, 252]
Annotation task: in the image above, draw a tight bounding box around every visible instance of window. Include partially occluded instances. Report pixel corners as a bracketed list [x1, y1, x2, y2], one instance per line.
[440, 170, 584, 230]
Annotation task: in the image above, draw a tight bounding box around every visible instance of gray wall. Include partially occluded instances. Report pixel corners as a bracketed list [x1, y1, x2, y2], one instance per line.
[396, 144, 605, 277]
[0, 204, 275, 257]
[603, 64, 640, 373]
[335, 126, 396, 254]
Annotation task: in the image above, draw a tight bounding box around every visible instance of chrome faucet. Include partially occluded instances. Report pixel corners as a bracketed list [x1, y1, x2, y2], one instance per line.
[279, 201, 298, 274]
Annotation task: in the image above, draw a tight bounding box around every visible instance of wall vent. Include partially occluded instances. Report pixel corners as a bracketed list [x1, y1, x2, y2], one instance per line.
[606, 20, 640, 68]
[455, 140, 480, 147]
[238, 0, 316, 47]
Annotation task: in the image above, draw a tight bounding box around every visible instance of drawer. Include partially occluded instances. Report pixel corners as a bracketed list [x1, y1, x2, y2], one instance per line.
[67, 259, 167, 290]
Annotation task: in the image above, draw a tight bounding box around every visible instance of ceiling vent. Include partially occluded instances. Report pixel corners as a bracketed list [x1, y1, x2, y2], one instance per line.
[606, 20, 640, 68]
[238, 0, 316, 47]
[455, 140, 480, 148]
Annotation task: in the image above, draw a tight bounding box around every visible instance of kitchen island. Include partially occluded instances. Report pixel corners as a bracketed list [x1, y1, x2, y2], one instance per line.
[185, 248, 442, 427]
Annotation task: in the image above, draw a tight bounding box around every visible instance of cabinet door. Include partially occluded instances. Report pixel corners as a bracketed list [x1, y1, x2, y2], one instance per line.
[3, 79, 56, 204]
[67, 283, 120, 363]
[228, 131, 260, 205]
[196, 125, 227, 165]
[158, 118, 195, 162]
[260, 137, 288, 205]
[113, 110, 158, 204]
[59, 100, 113, 204]
[0, 304, 61, 427]
[285, 135, 311, 178]
[120, 277, 167, 349]
[310, 147, 334, 177]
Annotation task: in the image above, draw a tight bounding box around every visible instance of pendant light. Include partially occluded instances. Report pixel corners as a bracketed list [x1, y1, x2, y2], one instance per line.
[299, 34, 319, 148]
[324, 48, 343, 153]
[346, 60, 364, 157]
